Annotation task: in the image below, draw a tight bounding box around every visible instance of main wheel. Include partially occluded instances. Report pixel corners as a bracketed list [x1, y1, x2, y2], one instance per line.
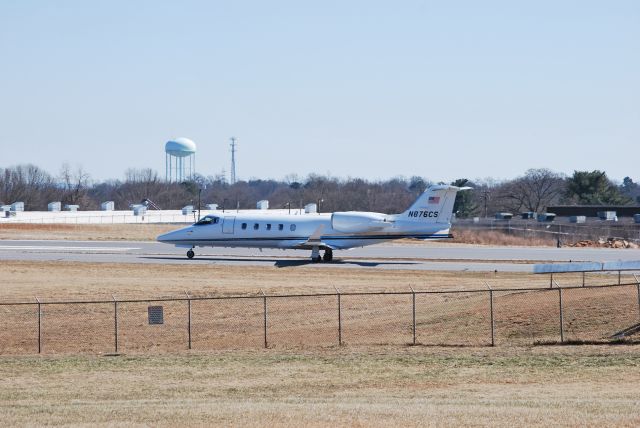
[186, 249, 195, 259]
[312, 255, 322, 263]
[323, 249, 333, 262]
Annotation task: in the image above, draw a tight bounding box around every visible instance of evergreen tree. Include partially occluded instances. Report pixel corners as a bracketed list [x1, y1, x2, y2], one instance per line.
[566, 170, 630, 205]
[451, 178, 477, 218]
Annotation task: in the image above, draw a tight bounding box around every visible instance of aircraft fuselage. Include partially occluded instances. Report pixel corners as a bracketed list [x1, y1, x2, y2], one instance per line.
[157, 212, 450, 250]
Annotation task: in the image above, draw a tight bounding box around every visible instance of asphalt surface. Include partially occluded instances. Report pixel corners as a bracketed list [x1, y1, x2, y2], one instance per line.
[1, 240, 639, 272]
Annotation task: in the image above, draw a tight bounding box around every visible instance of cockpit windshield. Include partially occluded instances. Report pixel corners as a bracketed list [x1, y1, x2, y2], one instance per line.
[194, 215, 219, 226]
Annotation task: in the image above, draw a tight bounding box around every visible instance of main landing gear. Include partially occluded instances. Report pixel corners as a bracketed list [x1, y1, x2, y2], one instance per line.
[186, 249, 195, 259]
[311, 247, 333, 263]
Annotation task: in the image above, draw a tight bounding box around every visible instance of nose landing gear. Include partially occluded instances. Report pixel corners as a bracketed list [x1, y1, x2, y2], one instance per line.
[186, 249, 195, 259]
[311, 246, 321, 263]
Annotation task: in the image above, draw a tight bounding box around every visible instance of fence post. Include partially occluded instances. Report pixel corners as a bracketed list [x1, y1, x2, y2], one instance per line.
[490, 289, 495, 346]
[35, 297, 41, 354]
[112, 295, 118, 353]
[261, 290, 268, 348]
[410, 286, 416, 345]
[558, 287, 564, 344]
[185, 291, 192, 350]
[484, 283, 494, 347]
[634, 274, 640, 322]
[334, 286, 342, 346]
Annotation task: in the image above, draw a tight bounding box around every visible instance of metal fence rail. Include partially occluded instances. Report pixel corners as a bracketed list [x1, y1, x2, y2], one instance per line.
[1, 282, 640, 355]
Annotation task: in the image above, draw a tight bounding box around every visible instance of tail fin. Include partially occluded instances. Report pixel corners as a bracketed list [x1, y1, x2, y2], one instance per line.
[401, 185, 471, 224]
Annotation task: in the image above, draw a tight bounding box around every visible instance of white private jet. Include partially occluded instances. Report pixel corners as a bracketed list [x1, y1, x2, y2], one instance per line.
[157, 185, 470, 262]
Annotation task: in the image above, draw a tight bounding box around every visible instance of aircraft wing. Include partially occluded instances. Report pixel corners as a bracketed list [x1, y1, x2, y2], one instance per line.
[293, 224, 338, 250]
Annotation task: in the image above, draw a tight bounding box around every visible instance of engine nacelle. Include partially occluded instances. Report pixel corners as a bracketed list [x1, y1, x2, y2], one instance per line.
[331, 212, 391, 233]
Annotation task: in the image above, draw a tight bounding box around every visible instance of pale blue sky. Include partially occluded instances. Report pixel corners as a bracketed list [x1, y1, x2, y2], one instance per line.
[1, 1, 638, 182]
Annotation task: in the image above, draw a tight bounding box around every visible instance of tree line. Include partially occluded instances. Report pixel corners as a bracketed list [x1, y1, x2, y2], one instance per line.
[0, 164, 638, 217]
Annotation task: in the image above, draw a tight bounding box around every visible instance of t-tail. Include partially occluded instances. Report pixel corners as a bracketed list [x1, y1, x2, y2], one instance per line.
[401, 184, 472, 225]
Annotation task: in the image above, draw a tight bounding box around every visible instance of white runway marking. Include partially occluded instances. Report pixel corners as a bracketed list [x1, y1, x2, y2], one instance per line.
[0, 246, 140, 252]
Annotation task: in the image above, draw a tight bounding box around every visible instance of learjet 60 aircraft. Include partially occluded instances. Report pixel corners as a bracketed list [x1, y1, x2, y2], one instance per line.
[157, 185, 470, 262]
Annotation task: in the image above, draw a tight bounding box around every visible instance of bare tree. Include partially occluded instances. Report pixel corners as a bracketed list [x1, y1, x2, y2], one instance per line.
[498, 168, 565, 213]
[59, 163, 93, 208]
[0, 164, 57, 209]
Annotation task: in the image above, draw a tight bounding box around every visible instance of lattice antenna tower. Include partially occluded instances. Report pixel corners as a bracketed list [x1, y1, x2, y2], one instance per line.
[230, 137, 237, 184]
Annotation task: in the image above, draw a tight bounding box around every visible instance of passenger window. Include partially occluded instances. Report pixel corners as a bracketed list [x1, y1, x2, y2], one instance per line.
[278, 224, 284, 231]
[241, 223, 247, 230]
[254, 223, 259, 230]
[266, 224, 272, 231]
[290, 224, 296, 231]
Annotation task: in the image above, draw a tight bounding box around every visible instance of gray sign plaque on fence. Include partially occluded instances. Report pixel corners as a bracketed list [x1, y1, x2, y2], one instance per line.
[148, 306, 164, 325]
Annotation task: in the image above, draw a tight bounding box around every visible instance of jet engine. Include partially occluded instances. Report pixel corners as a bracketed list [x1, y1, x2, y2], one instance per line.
[331, 212, 392, 233]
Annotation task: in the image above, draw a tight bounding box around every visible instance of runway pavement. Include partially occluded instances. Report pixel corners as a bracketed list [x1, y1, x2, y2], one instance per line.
[1, 240, 639, 272]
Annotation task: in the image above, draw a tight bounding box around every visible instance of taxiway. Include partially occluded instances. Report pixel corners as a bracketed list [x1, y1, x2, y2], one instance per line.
[0, 240, 638, 272]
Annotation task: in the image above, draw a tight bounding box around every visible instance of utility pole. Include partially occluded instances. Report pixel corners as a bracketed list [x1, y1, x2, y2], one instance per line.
[482, 189, 491, 218]
[230, 137, 237, 185]
[197, 184, 206, 221]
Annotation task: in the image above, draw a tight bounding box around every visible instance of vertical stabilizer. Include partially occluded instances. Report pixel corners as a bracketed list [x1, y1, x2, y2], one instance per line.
[402, 185, 470, 224]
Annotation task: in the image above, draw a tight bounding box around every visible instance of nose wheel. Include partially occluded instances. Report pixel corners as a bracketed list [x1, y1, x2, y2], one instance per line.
[310, 246, 321, 263]
[186, 249, 195, 259]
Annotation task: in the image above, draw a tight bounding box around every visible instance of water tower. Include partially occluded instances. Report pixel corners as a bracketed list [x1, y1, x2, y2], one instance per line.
[165, 137, 196, 182]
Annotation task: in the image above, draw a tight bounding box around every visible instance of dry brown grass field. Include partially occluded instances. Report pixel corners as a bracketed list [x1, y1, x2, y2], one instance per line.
[1, 346, 640, 426]
[0, 260, 629, 300]
[2, 260, 636, 355]
[0, 223, 176, 241]
[450, 228, 556, 246]
[1, 225, 639, 426]
[0, 261, 638, 355]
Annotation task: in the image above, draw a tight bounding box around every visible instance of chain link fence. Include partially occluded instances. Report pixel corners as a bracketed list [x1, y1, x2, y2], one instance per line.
[1, 282, 640, 355]
[454, 218, 640, 244]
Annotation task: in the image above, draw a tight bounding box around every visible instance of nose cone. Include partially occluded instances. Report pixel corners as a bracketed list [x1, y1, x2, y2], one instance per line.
[157, 228, 189, 243]
[157, 231, 172, 243]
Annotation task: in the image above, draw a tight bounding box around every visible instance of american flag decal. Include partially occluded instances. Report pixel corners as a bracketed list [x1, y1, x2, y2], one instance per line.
[428, 196, 440, 204]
